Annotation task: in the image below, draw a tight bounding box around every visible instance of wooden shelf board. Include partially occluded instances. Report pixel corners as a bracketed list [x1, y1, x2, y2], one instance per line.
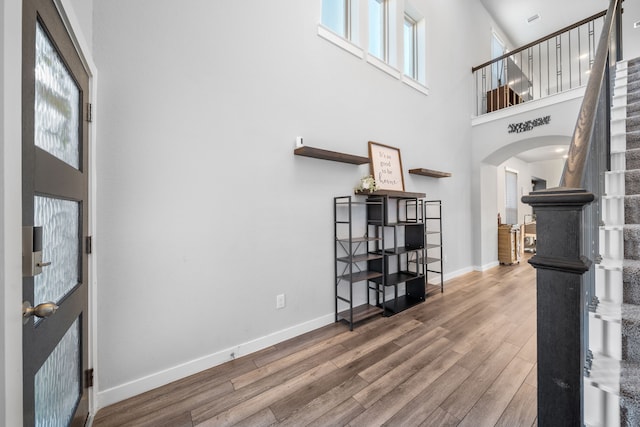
[337, 304, 384, 324]
[294, 146, 370, 165]
[337, 270, 383, 283]
[336, 253, 384, 263]
[370, 271, 424, 286]
[357, 189, 427, 198]
[336, 236, 381, 243]
[409, 168, 452, 178]
[375, 247, 424, 256]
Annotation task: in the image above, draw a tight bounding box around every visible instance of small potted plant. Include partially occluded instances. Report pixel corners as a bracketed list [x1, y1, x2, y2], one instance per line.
[355, 175, 378, 194]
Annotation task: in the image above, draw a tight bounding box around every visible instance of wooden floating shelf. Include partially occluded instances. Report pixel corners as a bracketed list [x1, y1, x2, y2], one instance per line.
[355, 189, 426, 198]
[294, 146, 370, 165]
[409, 168, 452, 178]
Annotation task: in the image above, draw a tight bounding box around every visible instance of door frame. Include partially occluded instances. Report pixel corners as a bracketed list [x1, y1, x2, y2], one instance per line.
[2, 0, 98, 424]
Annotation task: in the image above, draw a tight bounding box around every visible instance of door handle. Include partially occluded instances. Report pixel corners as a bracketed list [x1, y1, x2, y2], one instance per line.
[22, 301, 58, 323]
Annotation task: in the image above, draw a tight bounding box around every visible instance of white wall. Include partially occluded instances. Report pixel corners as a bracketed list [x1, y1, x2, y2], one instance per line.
[494, 156, 565, 226]
[66, 0, 92, 50]
[1, 0, 23, 424]
[470, 90, 582, 269]
[622, 0, 640, 61]
[531, 158, 566, 188]
[496, 157, 533, 225]
[91, 0, 494, 406]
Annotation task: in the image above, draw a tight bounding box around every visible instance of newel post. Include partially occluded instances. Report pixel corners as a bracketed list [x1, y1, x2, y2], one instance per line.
[522, 188, 595, 426]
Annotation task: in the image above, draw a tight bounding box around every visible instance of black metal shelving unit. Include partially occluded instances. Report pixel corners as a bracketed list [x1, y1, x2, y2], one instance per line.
[365, 194, 427, 316]
[334, 193, 431, 329]
[424, 200, 444, 295]
[334, 196, 385, 330]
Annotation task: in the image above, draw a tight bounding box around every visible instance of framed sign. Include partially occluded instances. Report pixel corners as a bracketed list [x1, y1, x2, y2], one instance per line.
[368, 141, 405, 191]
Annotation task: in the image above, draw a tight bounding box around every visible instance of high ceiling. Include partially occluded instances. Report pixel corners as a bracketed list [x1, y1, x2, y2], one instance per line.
[480, 0, 610, 163]
[479, 0, 609, 47]
[516, 144, 568, 163]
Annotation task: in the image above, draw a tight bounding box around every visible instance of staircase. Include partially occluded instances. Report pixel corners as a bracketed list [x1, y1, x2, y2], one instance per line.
[584, 58, 640, 427]
[621, 57, 640, 426]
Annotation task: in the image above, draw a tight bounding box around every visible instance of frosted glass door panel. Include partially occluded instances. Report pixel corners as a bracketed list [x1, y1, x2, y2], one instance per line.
[34, 196, 80, 312]
[35, 22, 80, 169]
[34, 318, 80, 427]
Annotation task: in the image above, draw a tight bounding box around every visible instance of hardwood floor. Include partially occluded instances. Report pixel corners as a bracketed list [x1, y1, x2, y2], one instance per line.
[93, 259, 537, 427]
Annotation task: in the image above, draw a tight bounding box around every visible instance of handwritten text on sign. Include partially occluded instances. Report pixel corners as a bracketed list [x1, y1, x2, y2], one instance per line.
[369, 142, 404, 191]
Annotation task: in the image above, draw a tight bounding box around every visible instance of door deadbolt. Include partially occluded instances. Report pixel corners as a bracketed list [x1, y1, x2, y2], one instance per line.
[23, 226, 50, 277]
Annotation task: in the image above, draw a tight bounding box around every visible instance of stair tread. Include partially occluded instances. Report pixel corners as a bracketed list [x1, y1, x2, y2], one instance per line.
[622, 303, 640, 321]
[620, 361, 640, 400]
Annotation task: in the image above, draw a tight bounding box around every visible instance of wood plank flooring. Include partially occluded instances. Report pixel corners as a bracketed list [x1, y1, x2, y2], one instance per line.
[93, 258, 537, 427]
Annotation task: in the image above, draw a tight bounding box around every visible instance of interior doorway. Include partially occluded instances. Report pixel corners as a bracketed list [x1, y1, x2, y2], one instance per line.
[531, 176, 547, 192]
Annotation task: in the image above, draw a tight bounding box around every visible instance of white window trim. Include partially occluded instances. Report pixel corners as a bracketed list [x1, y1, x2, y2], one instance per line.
[318, 24, 364, 59]
[403, 14, 418, 78]
[367, 53, 401, 79]
[401, 75, 429, 95]
[505, 168, 519, 225]
[318, 0, 429, 96]
[403, 1, 427, 90]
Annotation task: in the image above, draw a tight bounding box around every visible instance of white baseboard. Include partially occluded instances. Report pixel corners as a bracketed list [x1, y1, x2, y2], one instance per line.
[96, 313, 335, 409]
[443, 266, 474, 281]
[473, 261, 500, 272]
[95, 265, 480, 410]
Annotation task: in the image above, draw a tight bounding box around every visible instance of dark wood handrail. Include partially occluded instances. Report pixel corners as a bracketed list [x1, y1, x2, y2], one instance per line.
[561, 0, 620, 188]
[471, 10, 606, 73]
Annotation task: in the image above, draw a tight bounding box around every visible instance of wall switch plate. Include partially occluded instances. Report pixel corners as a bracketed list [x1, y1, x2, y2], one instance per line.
[276, 294, 286, 309]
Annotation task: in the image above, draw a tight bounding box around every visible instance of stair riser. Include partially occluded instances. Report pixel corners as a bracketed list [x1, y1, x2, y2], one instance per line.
[590, 316, 622, 358]
[627, 150, 640, 170]
[629, 102, 640, 116]
[629, 81, 640, 94]
[606, 172, 625, 196]
[624, 280, 640, 306]
[628, 65, 640, 78]
[624, 228, 640, 260]
[627, 197, 640, 224]
[628, 69, 640, 79]
[626, 172, 640, 196]
[622, 318, 640, 361]
[603, 197, 625, 226]
[597, 267, 624, 304]
[629, 92, 640, 106]
[628, 132, 640, 151]
[623, 260, 640, 306]
[628, 116, 640, 132]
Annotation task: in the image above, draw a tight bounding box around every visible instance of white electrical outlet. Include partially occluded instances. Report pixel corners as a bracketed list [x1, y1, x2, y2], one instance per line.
[276, 294, 286, 309]
[444, 254, 448, 263]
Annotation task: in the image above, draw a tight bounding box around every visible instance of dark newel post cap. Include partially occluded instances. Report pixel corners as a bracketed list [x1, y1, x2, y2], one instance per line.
[521, 186, 595, 207]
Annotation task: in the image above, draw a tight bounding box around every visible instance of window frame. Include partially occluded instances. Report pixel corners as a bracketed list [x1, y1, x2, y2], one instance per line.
[318, 0, 429, 96]
[318, 0, 363, 58]
[403, 13, 418, 80]
[505, 168, 519, 225]
[368, 0, 390, 62]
